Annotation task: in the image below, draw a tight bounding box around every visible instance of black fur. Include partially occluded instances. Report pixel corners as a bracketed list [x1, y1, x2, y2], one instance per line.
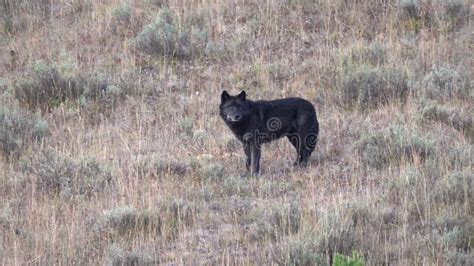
[220, 90, 319, 175]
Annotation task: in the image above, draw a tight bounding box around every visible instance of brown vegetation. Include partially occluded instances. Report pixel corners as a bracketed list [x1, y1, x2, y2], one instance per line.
[1, 0, 472, 264]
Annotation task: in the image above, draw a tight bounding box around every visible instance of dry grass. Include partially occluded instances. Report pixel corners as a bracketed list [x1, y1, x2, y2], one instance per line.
[1, 0, 473, 264]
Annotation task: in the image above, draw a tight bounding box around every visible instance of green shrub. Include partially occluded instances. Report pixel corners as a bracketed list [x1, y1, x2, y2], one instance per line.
[25, 150, 113, 198]
[0, 107, 48, 158]
[106, 245, 155, 266]
[420, 64, 471, 101]
[333, 251, 365, 266]
[357, 125, 434, 169]
[341, 66, 408, 110]
[111, 3, 134, 36]
[112, 4, 131, 25]
[135, 8, 199, 59]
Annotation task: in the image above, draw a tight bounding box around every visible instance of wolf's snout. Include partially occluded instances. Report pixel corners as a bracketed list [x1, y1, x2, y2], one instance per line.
[227, 114, 241, 122]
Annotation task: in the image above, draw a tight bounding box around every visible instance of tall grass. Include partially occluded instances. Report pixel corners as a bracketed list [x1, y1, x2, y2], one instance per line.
[0, 0, 472, 264]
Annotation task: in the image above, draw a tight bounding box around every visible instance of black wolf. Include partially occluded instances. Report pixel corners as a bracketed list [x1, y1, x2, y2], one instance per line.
[219, 90, 319, 175]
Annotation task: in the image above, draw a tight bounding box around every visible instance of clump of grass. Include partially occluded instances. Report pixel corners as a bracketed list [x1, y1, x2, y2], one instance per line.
[14, 60, 82, 110]
[134, 158, 190, 179]
[13, 60, 123, 111]
[195, 160, 226, 181]
[105, 245, 155, 266]
[223, 176, 250, 196]
[0, 79, 7, 92]
[398, 0, 420, 19]
[95, 206, 140, 235]
[357, 125, 434, 169]
[384, 165, 469, 234]
[341, 65, 408, 110]
[430, 212, 474, 262]
[397, 0, 470, 32]
[420, 64, 471, 101]
[434, 171, 473, 207]
[110, 3, 146, 38]
[134, 7, 207, 59]
[0, 205, 13, 230]
[317, 210, 358, 259]
[445, 144, 473, 170]
[419, 100, 473, 140]
[346, 42, 387, 66]
[146, 0, 165, 8]
[24, 150, 113, 198]
[442, 0, 469, 16]
[244, 201, 301, 242]
[272, 235, 326, 265]
[0, 106, 48, 158]
[157, 197, 196, 238]
[92, 197, 195, 242]
[0, 0, 52, 34]
[317, 202, 400, 264]
[260, 179, 302, 198]
[397, 0, 430, 32]
[446, 250, 474, 266]
[93, 206, 161, 239]
[273, 225, 368, 265]
[179, 117, 194, 138]
[439, 0, 471, 31]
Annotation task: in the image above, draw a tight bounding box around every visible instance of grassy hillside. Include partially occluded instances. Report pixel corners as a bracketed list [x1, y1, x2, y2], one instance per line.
[1, 0, 472, 264]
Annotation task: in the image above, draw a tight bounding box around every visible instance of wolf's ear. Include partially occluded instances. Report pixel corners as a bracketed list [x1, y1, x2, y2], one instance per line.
[221, 91, 230, 103]
[238, 90, 246, 100]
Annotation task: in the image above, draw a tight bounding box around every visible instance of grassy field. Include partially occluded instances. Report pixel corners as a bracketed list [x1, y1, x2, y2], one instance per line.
[1, 0, 473, 264]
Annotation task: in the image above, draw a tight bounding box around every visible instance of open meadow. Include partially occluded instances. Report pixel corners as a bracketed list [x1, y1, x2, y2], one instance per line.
[0, 0, 472, 264]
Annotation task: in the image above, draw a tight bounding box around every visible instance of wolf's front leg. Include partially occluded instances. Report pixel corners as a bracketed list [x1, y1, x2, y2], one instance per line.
[249, 142, 261, 176]
[244, 143, 251, 171]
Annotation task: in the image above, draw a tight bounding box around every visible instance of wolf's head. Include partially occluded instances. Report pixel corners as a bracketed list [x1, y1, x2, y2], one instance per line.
[220, 90, 250, 124]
